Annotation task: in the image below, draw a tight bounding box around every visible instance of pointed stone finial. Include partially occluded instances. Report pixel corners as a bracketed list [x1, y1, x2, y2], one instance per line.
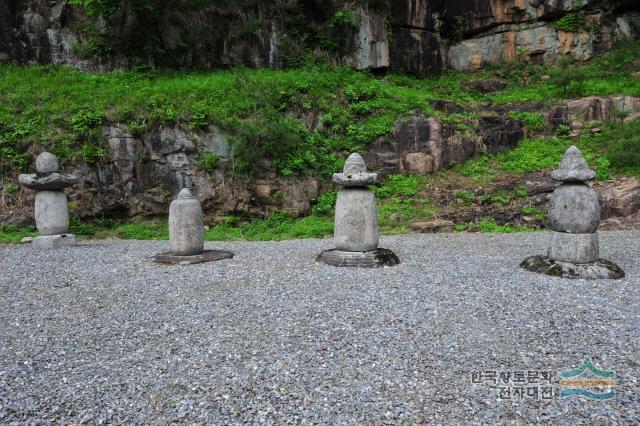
[550, 146, 596, 182]
[344, 153, 366, 174]
[177, 188, 193, 200]
[35, 152, 59, 174]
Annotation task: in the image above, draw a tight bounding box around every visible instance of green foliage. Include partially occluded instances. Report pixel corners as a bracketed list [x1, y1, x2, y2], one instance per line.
[554, 10, 587, 33]
[548, 58, 587, 96]
[205, 211, 333, 241]
[522, 206, 547, 221]
[374, 174, 425, 198]
[599, 119, 640, 175]
[454, 218, 535, 234]
[195, 152, 220, 172]
[479, 191, 510, 206]
[378, 198, 433, 231]
[69, 215, 98, 236]
[507, 111, 545, 131]
[453, 190, 475, 205]
[312, 190, 338, 215]
[0, 224, 37, 244]
[109, 219, 170, 240]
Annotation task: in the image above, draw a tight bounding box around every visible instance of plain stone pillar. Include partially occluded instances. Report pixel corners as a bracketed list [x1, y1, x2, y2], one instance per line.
[169, 188, 204, 256]
[154, 188, 234, 265]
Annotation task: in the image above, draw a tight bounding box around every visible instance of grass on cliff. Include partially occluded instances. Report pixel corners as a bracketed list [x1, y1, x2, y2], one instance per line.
[1, 41, 639, 178]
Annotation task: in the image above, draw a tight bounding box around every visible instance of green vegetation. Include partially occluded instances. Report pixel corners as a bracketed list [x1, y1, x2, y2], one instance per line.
[453, 218, 536, 234]
[373, 174, 424, 198]
[0, 39, 639, 243]
[554, 10, 587, 33]
[455, 131, 615, 182]
[195, 152, 220, 172]
[0, 225, 37, 244]
[1, 41, 638, 178]
[521, 206, 547, 221]
[506, 111, 545, 131]
[601, 119, 640, 175]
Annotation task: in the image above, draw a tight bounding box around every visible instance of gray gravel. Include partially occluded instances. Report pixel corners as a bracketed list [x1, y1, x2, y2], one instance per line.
[1, 231, 639, 424]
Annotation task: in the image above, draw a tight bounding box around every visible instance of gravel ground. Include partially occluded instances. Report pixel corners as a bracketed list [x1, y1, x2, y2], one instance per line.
[1, 231, 639, 424]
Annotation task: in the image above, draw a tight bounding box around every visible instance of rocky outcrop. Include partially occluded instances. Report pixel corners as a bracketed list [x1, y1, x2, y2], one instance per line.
[2, 1, 638, 75]
[69, 125, 320, 222]
[548, 96, 640, 130]
[597, 177, 640, 219]
[365, 114, 484, 176]
[448, 11, 640, 71]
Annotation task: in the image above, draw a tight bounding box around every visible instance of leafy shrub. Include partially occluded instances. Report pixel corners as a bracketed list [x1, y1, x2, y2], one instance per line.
[507, 111, 546, 131]
[196, 152, 220, 172]
[374, 174, 424, 198]
[0, 224, 37, 244]
[554, 10, 587, 33]
[548, 58, 587, 96]
[453, 190, 475, 205]
[70, 109, 103, 135]
[602, 119, 640, 174]
[312, 190, 338, 215]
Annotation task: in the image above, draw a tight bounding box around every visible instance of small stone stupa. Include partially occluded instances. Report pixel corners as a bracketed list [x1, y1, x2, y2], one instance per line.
[19, 152, 78, 249]
[154, 188, 234, 264]
[317, 153, 399, 268]
[521, 146, 625, 279]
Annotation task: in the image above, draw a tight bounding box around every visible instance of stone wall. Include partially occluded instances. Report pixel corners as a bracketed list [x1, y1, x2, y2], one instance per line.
[1, 1, 638, 75]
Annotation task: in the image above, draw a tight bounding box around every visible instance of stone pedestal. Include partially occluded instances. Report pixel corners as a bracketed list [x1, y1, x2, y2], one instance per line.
[521, 146, 624, 279]
[19, 152, 78, 249]
[547, 231, 599, 264]
[317, 153, 399, 268]
[154, 188, 234, 265]
[32, 234, 78, 249]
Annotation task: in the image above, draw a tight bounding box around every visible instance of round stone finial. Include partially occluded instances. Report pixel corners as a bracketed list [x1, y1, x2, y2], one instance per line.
[177, 188, 193, 200]
[35, 152, 59, 174]
[343, 153, 366, 174]
[550, 146, 596, 182]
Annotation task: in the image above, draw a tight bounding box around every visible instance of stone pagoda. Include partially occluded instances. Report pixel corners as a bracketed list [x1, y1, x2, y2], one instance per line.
[19, 152, 78, 249]
[317, 153, 399, 268]
[154, 188, 234, 265]
[521, 146, 625, 279]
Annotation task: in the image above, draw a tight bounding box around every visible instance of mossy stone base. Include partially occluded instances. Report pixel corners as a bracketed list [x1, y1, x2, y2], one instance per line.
[520, 255, 625, 280]
[154, 249, 234, 265]
[316, 248, 400, 268]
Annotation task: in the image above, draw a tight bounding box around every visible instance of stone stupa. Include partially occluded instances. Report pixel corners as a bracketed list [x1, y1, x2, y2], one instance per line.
[19, 152, 78, 249]
[316, 153, 399, 268]
[521, 146, 625, 279]
[153, 188, 234, 264]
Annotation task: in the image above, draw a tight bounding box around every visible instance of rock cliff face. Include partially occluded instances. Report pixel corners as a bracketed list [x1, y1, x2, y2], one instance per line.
[4, 94, 638, 227]
[1, 1, 638, 75]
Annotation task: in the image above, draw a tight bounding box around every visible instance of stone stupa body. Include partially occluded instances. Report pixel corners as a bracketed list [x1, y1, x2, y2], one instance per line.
[317, 153, 399, 268]
[154, 188, 234, 265]
[19, 152, 78, 249]
[521, 146, 625, 279]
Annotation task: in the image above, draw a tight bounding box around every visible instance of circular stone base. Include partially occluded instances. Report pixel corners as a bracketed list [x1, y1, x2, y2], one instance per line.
[520, 255, 625, 280]
[316, 248, 400, 268]
[153, 249, 234, 265]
